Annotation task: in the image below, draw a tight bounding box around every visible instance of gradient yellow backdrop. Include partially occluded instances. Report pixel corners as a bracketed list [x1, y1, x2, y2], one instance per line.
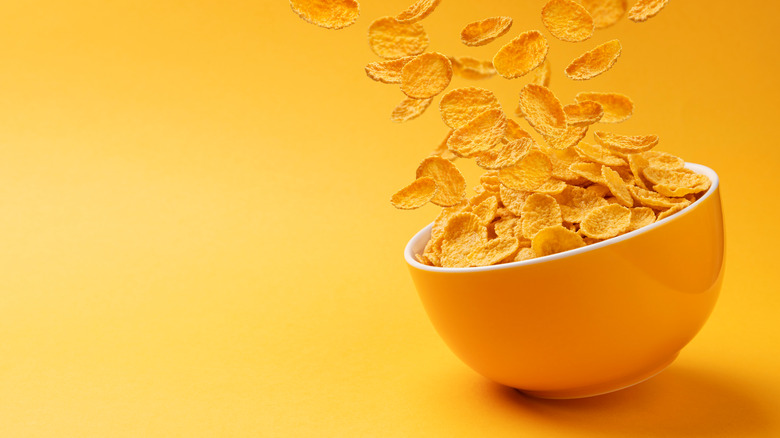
[0, 1, 778, 436]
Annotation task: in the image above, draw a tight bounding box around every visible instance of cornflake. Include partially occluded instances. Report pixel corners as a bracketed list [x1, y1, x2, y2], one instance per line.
[290, 0, 360, 30]
[450, 56, 497, 80]
[396, 0, 442, 23]
[514, 247, 537, 262]
[505, 118, 535, 141]
[626, 207, 655, 232]
[557, 185, 608, 220]
[499, 150, 553, 191]
[565, 39, 622, 80]
[460, 16, 514, 47]
[447, 109, 507, 158]
[416, 156, 467, 207]
[563, 101, 604, 127]
[518, 84, 567, 138]
[575, 92, 633, 123]
[368, 17, 429, 59]
[628, 185, 689, 209]
[535, 178, 568, 195]
[472, 196, 499, 225]
[644, 150, 684, 170]
[569, 162, 606, 185]
[521, 193, 563, 239]
[628, 0, 671, 23]
[544, 125, 589, 151]
[550, 149, 588, 184]
[500, 185, 530, 216]
[656, 201, 689, 221]
[575, 0, 627, 29]
[439, 87, 501, 129]
[574, 141, 626, 167]
[391, 176, 437, 209]
[541, 0, 595, 43]
[401, 52, 453, 99]
[594, 131, 659, 154]
[532, 225, 586, 256]
[365, 57, 415, 84]
[627, 153, 652, 188]
[475, 138, 533, 170]
[469, 237, 520, 267]
[601, 166, 633, 207]
[493, 31, 549, 79]
[391, 96, 433, 122]
[479, 171, 502, 193]
[493, 216, 519, 238]
[643, 167, 711, 195]
[580, 204, 631, 239]
[440, 213, 488, 267]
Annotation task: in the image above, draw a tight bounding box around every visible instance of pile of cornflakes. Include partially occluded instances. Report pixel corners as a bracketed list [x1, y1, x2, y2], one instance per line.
[291, 0, 702, 268]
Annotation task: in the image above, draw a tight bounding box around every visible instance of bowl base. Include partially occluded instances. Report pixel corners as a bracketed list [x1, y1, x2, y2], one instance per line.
[516, 352, 679, 399]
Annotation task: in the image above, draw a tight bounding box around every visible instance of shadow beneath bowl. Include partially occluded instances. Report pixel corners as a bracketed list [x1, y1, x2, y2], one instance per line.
[483, 365, 770, 437]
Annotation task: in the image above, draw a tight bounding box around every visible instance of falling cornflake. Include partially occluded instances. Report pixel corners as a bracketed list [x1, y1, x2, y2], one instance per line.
[541, 0, 595, 42]
[460, 16, 514, 47]
[391, 96, 433, 123]
[493, 31, 549, 79]
[628, 0, 671, 23]
[368, 16, 429, 59]
[565, 39, 622, 80]
[575, 0, 627, 29]
[396, 0, 443, 23]
[290, 0, 360, 29]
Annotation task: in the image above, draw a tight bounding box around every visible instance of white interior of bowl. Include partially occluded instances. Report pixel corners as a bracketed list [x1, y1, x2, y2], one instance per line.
[405, 163, 719, 272]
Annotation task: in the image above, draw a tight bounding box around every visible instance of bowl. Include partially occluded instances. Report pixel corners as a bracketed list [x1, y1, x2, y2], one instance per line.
[404, 163, 724, 399]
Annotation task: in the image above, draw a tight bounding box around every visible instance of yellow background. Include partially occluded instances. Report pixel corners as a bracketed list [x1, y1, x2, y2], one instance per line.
[0, 1, 778, 436]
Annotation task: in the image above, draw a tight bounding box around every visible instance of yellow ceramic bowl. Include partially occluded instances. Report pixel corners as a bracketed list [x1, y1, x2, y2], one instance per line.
[405, 163, 724, 399]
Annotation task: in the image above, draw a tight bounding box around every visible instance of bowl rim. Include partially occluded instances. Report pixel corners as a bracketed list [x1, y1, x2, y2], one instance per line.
[404, 162, 719, 273]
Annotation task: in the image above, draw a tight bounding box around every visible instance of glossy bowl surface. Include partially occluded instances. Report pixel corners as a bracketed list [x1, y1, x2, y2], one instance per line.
[405, 163, 724, 398]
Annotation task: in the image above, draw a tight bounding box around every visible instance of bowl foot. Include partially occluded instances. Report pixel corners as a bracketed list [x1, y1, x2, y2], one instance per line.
[516, 352, 679, 399]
